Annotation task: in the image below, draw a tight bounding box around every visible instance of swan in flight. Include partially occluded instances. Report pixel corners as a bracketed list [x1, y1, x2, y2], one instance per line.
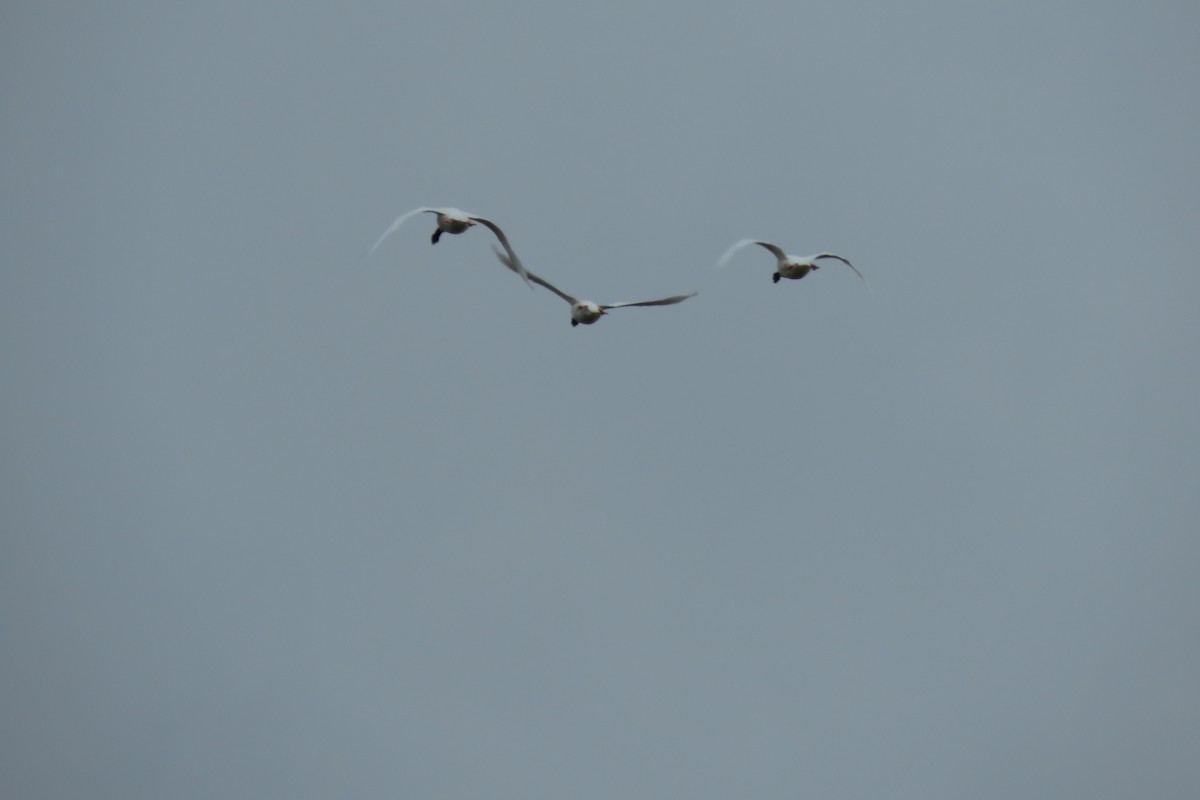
[492, 247, 696, 327]
[368, 206, 530, 283]
[717, 239, 867, 287]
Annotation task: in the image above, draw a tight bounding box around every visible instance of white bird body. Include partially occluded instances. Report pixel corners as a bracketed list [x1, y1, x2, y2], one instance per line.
[717, 239, 867, 287]
[492, 247, 696, 327]
[570, 301, 605, 326]
[368, 206, 530, 284]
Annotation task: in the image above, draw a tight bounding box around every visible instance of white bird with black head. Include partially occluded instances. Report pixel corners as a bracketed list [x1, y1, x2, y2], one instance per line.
[718, 239, 867, 287]
[492, 247, 696, 327]
[368, 206, 530, 283]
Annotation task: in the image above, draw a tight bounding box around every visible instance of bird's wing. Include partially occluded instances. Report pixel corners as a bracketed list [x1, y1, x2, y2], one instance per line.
[751, 240, 789, 261]
[367, 207, 440, 255]
[490, 246, 577, 305]
[603, 292, 698, 310]
[811, 253, 868, 284]
[717, 239, 785, 267]
[468, 215, 532, 287]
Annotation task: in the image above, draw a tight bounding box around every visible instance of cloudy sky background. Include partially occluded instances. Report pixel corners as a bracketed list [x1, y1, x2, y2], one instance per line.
[3, 1, 1198, 797]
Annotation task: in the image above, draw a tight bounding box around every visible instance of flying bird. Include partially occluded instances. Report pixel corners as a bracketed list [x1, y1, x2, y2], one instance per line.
[717, 239, 867, 287]
[368, 206, 530, 284]
[492, 247, 696, 327]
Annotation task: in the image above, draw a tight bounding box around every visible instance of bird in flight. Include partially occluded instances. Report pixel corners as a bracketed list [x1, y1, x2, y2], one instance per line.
[368, 207, 530, 284]
[717, 239, 867, 288]
[492, 247, 697, 327]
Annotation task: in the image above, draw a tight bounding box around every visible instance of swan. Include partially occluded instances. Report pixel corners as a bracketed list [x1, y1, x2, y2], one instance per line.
[717, 239, 867, 287]
[368, 207, 530, 283]
[492, 247, 696, 327]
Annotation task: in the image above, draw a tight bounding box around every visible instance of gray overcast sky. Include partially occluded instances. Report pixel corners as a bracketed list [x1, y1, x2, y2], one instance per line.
[3, 1, 1198, 797]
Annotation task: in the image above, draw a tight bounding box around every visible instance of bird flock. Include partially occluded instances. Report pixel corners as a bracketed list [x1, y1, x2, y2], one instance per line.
[369, 206, 866, 328]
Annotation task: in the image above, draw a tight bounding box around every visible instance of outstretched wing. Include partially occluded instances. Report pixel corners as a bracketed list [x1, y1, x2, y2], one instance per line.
[491, 246, 577, 305]
[467, 215, 531, 287]
[603, 292, 698, 310]
[367, 207, 440, 256]
[811, 253, 868, 286]
[717, 239, 785, 267]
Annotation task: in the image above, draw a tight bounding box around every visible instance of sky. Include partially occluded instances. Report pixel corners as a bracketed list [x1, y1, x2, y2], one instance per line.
[2, 1, 1198, 797]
